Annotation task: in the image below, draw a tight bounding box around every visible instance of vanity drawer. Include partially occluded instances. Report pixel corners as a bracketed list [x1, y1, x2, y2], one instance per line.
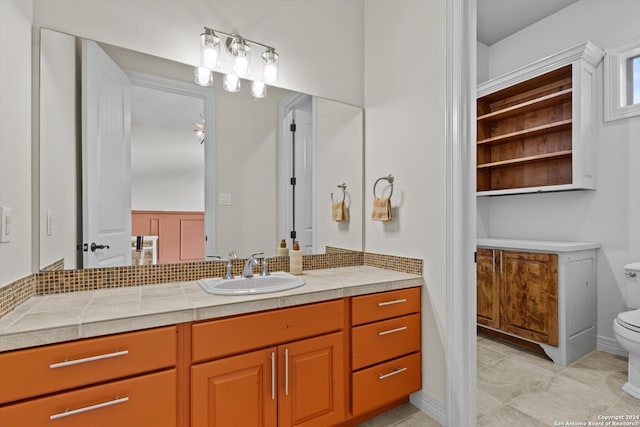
[0, 326, 177, 404]
[351, 287, 420, 326]
[0, 369, 176, 427]
[351, 352, 421, 416]
[352, 313, 421, 370]
[192, 299, 344, 362]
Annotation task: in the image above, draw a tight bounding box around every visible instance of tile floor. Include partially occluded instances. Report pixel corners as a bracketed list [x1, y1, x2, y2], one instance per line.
[358, 334, 640, 426]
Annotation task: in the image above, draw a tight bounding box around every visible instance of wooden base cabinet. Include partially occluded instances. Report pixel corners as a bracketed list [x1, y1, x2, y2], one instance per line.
[191, 332, 344, 427]
[477, 241, 598, 365]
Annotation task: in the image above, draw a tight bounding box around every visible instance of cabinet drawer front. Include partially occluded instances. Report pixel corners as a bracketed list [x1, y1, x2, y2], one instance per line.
[352, 313, 421, 370]
[351, 287, 420, 326]
[0, 326, 177, 404]
[0, 369, 176, 427]
[192, 299, 344, 362]
[351, 352, 421, 416]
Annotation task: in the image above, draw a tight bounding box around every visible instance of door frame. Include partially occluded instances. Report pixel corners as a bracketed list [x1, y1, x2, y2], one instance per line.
[445, 0, 477, 426]
[126, 70, 217, 257]
[277, 93, 316, 253]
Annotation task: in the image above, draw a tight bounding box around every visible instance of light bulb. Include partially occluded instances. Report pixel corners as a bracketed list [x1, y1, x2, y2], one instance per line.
[251, 81, 267, 98]
[223, 74, 241, 92]
[194, 66, 213, 87]
[200, 31, 220, 70]
[202, 47, 218, 70]
[234, 56, 249, 76]
[263, 63, 278, 84]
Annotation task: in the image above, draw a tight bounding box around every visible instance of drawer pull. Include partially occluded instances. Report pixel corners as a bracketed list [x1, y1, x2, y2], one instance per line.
[50, 396, 129, 420]
[49, 350, 129, 369]
[378, 367, 407, 380]
[378, 326, 408, 336]
[284, 348, 290, 396]
[377, 298, 407, 307]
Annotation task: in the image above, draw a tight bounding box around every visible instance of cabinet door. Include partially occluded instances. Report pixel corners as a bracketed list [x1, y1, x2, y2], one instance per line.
[191, 348, 277, 427]
[278, 332, 344, 427]
[500, 251, 558, 346]
[476, 248, 500, 328]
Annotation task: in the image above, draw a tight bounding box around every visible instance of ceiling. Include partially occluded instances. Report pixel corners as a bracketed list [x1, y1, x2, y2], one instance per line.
[477, 0, 580, 46]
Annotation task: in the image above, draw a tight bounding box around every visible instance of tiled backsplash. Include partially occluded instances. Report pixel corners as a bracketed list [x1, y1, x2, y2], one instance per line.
[0, 249, 422, 319]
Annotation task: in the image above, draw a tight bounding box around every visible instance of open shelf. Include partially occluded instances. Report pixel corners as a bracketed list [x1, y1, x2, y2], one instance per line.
[477, 119, 572, 146]
[477, 89, 573, 123]
[477, 150, 572, 169]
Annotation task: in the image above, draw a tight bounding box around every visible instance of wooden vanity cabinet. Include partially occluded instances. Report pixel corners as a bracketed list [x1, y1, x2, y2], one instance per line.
[191, 300, 345, 427]
[0, 326, 178, 426]
[476, 249, 558, 346]
[350, 287, 422, 416]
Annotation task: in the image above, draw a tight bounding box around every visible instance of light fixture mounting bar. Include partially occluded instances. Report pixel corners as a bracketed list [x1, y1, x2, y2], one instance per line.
[203, 26, 275, 51]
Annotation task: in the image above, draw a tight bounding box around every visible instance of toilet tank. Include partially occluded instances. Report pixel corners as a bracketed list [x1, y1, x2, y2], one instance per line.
[625, 262, 640, 308]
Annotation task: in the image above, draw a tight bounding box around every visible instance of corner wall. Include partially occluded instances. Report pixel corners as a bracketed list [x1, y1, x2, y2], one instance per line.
[0, 0, 33, 286]
[364, 0, 447, 405]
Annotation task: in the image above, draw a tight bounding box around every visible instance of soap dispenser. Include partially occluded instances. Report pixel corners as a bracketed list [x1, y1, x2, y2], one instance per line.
[289, 240, 303, 275]
[277, 239, 289, 257]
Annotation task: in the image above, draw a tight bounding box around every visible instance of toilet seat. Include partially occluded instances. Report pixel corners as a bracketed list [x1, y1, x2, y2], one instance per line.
[618, 310, 640, 334]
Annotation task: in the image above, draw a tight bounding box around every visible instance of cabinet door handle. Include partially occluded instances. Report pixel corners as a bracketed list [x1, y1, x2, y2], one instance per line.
[378, 298, 407, 307]
[378, 367, 407, 380]
[270, 351, 276, 401]
[50, 396, 129, 420]
[49, 350, 129, 369]
[378, 326, 408, 336]
[492, 249, 496, 272]
[284, 348, 289, 396]
[500, 251, 503, 274]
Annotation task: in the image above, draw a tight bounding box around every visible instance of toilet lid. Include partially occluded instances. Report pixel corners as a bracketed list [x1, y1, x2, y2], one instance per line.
[618, 310, 640, 333]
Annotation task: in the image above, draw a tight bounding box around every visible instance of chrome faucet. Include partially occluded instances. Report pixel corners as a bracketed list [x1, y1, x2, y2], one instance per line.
[243, 252, 264, 278]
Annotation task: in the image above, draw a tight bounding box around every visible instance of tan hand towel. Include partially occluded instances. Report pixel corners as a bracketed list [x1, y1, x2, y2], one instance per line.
[332, 201, 350, 222]
[371, 197, 392, 221]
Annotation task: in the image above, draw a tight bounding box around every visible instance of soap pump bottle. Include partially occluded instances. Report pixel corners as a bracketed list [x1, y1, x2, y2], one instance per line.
[289, 240, 303, 275]
[277, 239, 289, 256]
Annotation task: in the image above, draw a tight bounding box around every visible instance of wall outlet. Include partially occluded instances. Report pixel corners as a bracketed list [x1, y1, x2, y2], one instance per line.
[219, 193, 232, 206]
[0, 206, 12, 243]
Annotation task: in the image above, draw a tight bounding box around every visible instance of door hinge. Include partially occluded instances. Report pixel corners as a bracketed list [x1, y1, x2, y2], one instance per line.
[290, 177, 296, 186]
[474, 251, 477, 263]
[290, 123, 296, 132]
[290, 230, 297, 239]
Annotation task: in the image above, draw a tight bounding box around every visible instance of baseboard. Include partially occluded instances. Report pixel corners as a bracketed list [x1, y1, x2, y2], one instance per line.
[598, 335, 628, 357]
[410, 389, 446, 426]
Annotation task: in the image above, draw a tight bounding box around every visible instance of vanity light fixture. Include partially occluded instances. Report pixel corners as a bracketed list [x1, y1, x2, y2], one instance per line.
[195, 26, 280, 98]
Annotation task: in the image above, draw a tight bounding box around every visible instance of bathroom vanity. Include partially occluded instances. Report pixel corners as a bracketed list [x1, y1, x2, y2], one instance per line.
[477, 238, 600, 366]
[0, 266, 423, 426]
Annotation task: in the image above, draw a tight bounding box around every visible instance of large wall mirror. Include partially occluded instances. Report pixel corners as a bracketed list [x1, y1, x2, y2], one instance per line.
[38, 28, 363, 271]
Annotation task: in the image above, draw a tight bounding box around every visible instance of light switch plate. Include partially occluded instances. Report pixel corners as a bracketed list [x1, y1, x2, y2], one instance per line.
[0, 206, 12, 243]
[219, 193, 232, 206]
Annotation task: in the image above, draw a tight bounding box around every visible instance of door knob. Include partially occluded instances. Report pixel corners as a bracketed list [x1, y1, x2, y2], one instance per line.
[90, 242, 110, 252]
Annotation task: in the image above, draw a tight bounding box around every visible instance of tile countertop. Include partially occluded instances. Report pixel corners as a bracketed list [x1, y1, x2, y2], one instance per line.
[477, 238, 601, 252]
[0, 266, 424, 353]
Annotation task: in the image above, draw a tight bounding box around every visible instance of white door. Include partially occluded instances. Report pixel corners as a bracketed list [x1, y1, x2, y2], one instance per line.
[279, 94, 315, 254]
[81, 40, 132, 268]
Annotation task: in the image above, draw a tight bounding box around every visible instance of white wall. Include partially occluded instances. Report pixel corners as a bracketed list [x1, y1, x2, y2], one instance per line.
[364, 0, 447, 403]
[315, 98, 363, 253]
[32, 0, 364, 107]
[39, 29, 78, 270]
[478, 0, 640, 349]
[0, 0, 33, 285]
[131, 127, 204, 212]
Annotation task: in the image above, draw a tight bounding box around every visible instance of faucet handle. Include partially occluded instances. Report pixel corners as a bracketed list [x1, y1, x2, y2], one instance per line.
[250, 252, 265, 259]
[261, 256, 276, 276]
[209, 256, 234, 280]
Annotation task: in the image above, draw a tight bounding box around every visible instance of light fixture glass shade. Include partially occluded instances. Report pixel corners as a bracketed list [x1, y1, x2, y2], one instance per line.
[194, 66, 214, 86]
[262, 48, 279, 84]
[200, 31, 220, 70]
[230, 37, 251, 76]
[223, 73, 241, 92]
[251, 81, 267, 98]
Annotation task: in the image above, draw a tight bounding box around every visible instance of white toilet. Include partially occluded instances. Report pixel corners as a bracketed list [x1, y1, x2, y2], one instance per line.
[613, 261, 640, 399]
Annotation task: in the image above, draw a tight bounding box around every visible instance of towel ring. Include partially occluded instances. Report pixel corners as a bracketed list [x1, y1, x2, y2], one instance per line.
[373, 174, 394, 199]
[331, 183, 347, 204]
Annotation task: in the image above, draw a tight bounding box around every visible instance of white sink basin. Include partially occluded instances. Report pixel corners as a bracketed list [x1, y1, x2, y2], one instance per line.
[199, 271, 306, 295]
